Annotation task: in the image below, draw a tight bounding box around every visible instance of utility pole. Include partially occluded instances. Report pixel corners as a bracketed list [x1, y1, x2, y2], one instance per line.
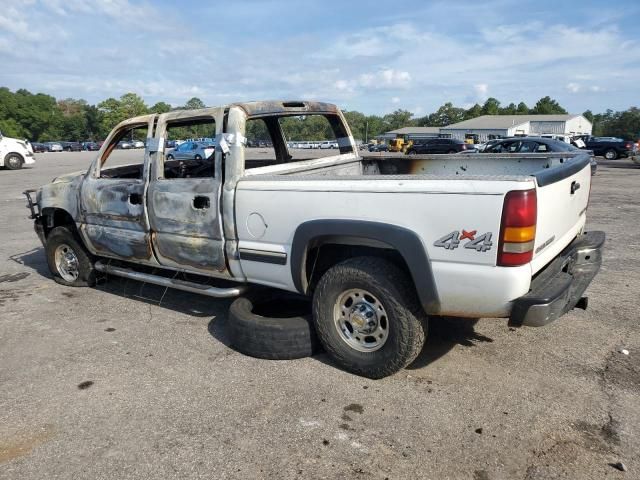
[365, 121, 368, 143]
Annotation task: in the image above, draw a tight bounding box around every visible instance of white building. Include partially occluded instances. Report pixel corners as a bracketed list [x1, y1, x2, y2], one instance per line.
[440, 114, 592, 143]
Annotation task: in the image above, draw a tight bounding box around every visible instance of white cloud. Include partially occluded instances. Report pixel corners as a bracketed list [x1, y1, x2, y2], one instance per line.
[474, 83, 489, 100]
[567, 82, 582, 93]
[391, 96, 400, 104]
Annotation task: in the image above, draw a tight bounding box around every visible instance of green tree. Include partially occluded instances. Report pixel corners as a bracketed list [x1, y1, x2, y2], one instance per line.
[481, 97, 501, 115]
[500, 103, 518, 115]
[464, 103, 483, 120]
[150, 101, 172, 114]
[382, 109, 413, 131]
[183, 97, 206, 109]
[427, 103, 465, 126]
[531, 96, 567, 114]
[97, 93, 148, 137]
[516, 102, 530, 114]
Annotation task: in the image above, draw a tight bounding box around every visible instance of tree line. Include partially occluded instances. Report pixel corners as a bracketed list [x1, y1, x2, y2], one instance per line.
[0, 87, 638, 142]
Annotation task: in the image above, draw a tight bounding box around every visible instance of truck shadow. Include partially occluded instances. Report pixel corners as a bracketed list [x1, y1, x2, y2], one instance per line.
[8, 247, 494, 370]
[406, 316, 493, 370]
[9, 247, 51, 278]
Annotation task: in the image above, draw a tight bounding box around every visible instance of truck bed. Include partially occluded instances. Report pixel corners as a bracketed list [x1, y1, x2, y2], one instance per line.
[237, 151, 592, 317]
[244, 152, 588, 182]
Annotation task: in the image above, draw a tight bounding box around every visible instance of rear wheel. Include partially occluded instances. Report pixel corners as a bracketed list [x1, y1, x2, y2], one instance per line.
[45, 226, 96, 287]
[166, 154, 174, 160]
[313, 257, 428, 379]
[4, 153, 23, 170]
[447, 149, 456, 154]
[604, 149, 618, 160]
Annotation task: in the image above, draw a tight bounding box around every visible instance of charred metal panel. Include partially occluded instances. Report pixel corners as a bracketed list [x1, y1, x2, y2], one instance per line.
[232, 101, 339, 118]
[81, 224, 152, 259]
[148, 108, 229, 275]
[39, 173, 84, 220]
[79, 177, 156, 262]
[152, 232, 226, 272]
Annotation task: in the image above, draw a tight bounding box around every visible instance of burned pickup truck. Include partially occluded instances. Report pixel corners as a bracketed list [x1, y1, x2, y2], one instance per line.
[25, 101, 604, 378]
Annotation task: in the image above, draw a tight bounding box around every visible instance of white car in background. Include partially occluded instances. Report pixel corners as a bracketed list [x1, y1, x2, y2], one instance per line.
[0, 131, 36, 170]
[45, 142, 63, 152]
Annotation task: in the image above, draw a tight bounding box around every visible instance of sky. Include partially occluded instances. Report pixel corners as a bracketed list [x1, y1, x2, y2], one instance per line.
[1, 0, 639, 116]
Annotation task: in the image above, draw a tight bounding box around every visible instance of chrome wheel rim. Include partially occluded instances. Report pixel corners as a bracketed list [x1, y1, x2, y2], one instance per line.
[7, 156, 20, 168]
[605, 150, 615, 159]
[333, 289, 389, 352]
[54, 243, 79, 282]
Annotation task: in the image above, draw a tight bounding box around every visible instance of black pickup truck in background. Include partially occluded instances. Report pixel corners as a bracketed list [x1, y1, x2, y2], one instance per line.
[577, 136, 638, 160]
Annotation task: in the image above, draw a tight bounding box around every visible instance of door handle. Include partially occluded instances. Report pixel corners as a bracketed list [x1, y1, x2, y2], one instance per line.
[193, 196, 210, 209]
[129, 192, 142, 204]
[570, 181, 580, 194]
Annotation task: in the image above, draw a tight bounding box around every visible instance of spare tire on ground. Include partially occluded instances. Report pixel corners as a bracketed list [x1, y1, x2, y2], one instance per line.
[228, 289, 321, 360]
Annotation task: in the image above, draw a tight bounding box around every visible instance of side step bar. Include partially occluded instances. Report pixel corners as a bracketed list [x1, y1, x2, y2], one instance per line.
[94, 261, 248, 298]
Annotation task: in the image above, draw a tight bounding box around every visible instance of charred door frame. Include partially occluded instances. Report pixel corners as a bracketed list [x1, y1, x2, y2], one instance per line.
[147, 108, 230, 276]
[78, 114, 159, 264]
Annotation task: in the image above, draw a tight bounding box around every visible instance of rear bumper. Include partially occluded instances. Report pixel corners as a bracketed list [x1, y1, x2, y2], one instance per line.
[509, 231, 605, 327]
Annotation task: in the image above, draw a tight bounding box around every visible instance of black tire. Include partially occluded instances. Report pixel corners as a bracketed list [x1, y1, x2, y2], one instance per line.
[45, 226, 96, 287]
[166, 154, 174, 160]
[447, 149, 456, 154]
[604, 149, 618, 160]
[194, 154, 202, 161]
[4, 153, 23, 170]
[407, 149, 416, 155]
[228, 290, 320, 360]
[313, 257, 427, 379]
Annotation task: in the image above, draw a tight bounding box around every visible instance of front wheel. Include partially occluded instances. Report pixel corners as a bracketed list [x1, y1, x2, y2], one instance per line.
[312, 257, 428, 379]
[4, 153, 23, 170]
[45, 226, 96, 287]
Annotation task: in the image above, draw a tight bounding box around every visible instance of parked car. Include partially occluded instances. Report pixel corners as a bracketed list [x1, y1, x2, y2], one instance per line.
[130, 140, 145, 149]
[44, 142, 63, 152]
[406, 138, 470, 154]
[59, 141, 82, 152]
[117, 140, 133, 149]
[368, 143, 388, 152]
[25, 100, 604, 379]
[482, 137, 597, 175]
[166, 141, 216, 161]
[580, 136, 637, 160]
[31, 142, 47, 153]
[82, 142, 100, 151]
[0, 131, 36, 169]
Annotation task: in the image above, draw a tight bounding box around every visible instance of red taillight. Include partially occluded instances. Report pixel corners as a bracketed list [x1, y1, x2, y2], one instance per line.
[497, 189, 537, 267]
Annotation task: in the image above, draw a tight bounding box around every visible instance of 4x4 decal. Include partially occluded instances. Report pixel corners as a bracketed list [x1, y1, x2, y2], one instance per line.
[434, 230, 493, 252]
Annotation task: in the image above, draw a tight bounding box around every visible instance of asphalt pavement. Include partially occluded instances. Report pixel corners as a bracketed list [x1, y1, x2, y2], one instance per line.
[0, 151, 638, 479]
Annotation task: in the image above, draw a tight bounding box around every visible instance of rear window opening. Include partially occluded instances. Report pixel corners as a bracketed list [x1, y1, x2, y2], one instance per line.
[244, 113, 352, 169]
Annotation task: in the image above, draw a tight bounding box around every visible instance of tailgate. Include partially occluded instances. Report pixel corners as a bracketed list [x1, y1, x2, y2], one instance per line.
[531, 155, 592, 274]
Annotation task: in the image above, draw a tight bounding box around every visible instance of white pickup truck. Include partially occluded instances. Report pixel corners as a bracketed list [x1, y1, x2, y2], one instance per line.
[25, 101, 604, 378]
[1, 131, 35, 170]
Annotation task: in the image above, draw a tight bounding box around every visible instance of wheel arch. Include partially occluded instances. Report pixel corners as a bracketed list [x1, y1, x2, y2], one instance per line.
[290, 219, 440, 314]
[41, 207, 78, 238]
